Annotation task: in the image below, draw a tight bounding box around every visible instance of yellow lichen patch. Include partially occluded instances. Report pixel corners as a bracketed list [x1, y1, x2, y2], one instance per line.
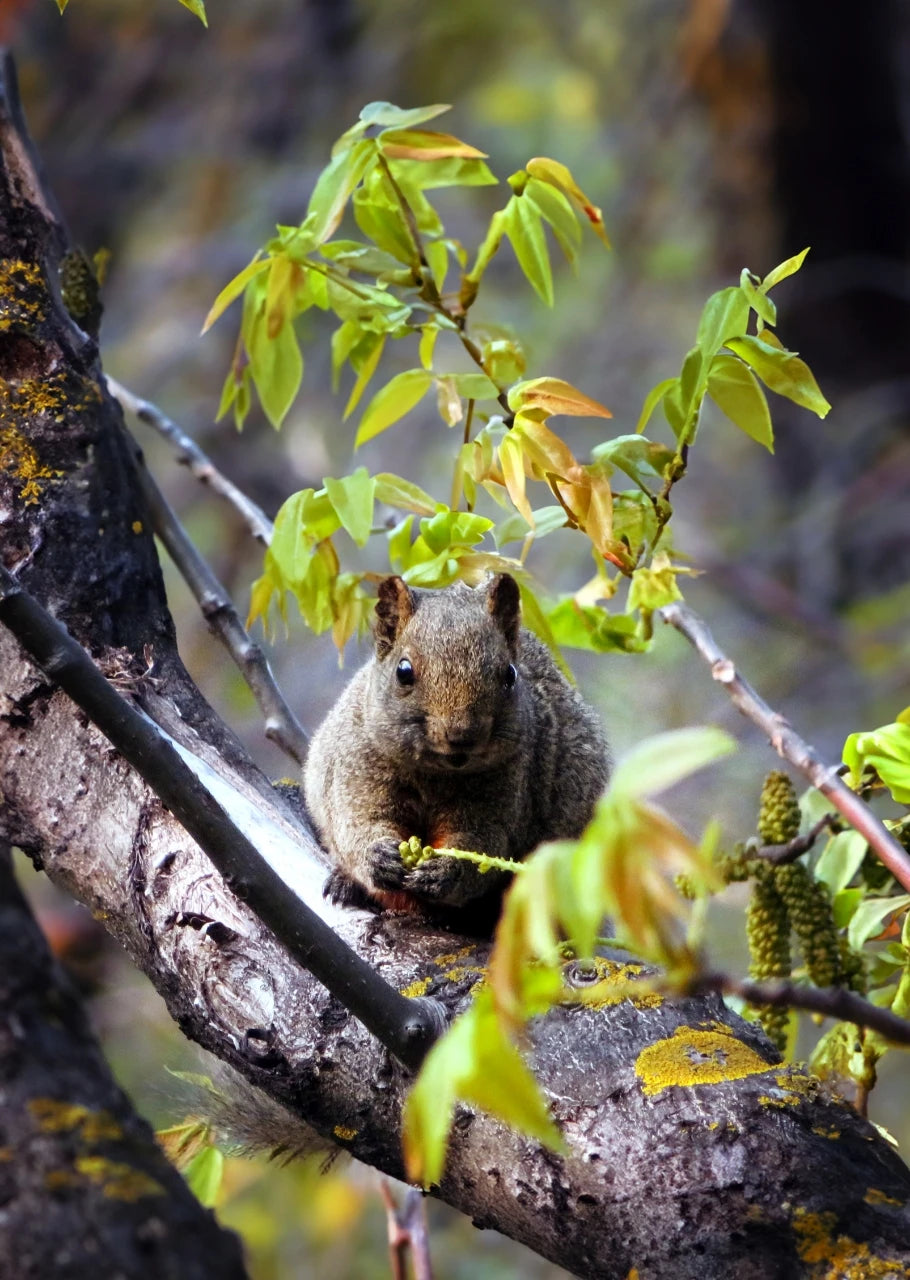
[333, 1126, 357, 1142]
[74, 1155, 164, 1201]
[28, 1098, 121, 1143]
[635, 1026, 775, 1097]
[434, 947, 475, 968]
[0, 422, 61, 504]
[0, 259, 45, 331]
[812, 1126, 841, 1141]
[45, 1169, 79, 1192]
[865, 1188, 903, 1208]
[574, 958, 664, 1010]
[791, 1206, 910, 1277]
[401, 976, 433, 999]
[0, 1147, 12, 1162]
[132, 520, 143, 534]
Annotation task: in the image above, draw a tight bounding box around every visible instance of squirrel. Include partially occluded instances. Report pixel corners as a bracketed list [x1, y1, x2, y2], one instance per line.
[303, 572, 611, 928]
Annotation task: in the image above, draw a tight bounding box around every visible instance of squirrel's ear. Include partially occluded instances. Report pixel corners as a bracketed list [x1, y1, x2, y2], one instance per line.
[374, 576, 415, 657]
[487, 573, 521, 651]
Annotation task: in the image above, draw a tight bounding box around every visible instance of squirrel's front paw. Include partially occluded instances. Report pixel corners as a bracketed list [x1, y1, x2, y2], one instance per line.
[404, 854, 460, 899]
[369, 839, 408, 891]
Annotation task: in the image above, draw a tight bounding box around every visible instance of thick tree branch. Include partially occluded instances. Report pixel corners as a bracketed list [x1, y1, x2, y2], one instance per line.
[0, 561, 443, 1069]
[132, 453, 308, 766]
[107, 376, 274, 546]
[661, 601, 910, 891]
[0, 845, 250, 1279]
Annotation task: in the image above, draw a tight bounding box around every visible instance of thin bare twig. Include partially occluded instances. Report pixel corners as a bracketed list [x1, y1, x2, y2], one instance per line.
[108, 376, 274, 546]
[693, 972, 910, 1046]
[748, 814, 837, 866]
[660, 601, 910, 893]
[133, 457, 308, 766]
[379, 1180, 434, 1280]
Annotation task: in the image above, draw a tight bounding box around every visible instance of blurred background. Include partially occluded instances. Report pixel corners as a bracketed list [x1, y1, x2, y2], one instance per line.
[8, 0, 910, 1274]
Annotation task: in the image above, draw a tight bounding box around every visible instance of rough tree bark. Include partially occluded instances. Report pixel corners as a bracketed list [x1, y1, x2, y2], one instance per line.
[1, 52, 910, 1280]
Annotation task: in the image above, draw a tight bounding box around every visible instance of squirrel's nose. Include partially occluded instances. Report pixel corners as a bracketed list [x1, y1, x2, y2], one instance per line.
[444, 723, 485, 752]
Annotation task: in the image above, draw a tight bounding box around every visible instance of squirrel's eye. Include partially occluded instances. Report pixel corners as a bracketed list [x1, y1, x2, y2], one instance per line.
[396, 658, 415, 687]
[503, 663, 517, 690]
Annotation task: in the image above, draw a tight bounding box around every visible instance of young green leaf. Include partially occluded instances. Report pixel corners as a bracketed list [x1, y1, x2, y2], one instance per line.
[202, 256, 269, 334]
[725, 335, 831, 418]
[374, 473, 439, 515]
[343, 333, 386, 419]
[847, 895, 910, 951]
[591, 435, 676, 489]
[761, 247, 810, 291]
[814, 831, 869, 896]
[695, 287, 749, 360]
[523, 178, 582, 265]
[739, 269, 777, 327]
[503, 195, 553, 306]
[247, 311, 304, 429]
[609, 726, 737, 799]
[707, 353, 774, 451]
[525, 157, 610, 246]
[356, 369, 433, 446]
[636, 377, 678, 435]
[361, 101, 452, 130]
[324, 469, 377, 547]
[402, 992, 563, 1187]
[304, 138, 378, 247]
[184, 1146, 224, 1207]
[843, 719, 910, 803]
[178, 0, 208, 26]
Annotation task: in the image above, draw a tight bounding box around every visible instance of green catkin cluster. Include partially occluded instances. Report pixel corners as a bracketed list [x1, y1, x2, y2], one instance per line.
[773, 861, 840, 989]
[675, 847, 749, 900]
[746, 866, 791, 1050]
[58, 249, 102, 336]
[860, 849, 893, 891]
[757, 770, 801, 845]
[838, 937, 867, 996]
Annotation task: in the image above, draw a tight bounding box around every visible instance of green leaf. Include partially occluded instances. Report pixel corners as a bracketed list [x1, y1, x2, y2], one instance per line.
[343, 333, 386, 418]
[424, 241, 449, 293]
[418, 325, 438, 371]
[707, 353, 774, 451]
[494, 505, 567, 547]
[247, 310, 304, 429]
[843, 721, 910, 803]
[848, 895, 910, 951]
[761, 247, 810, 291]
[814, 831, 869, 896]
[447, 372, 500, 400]
[305, 139, 378, 246]
[610, 727, 737, 799]
[362, 101, 452, 130]
[591, 435, 677, 490]
[392, 156, 498, 190]
[178, 0, 207, 25]
[724, 335, 831, 418]
[523, 178, 582, 265]
[402, 993, 563, 1187]
[203, 256, 269, 333]
[636, 377, 678, 435]
[547, 600, 649, 654]
[739, 269, 776, 326]
[353, 187, 415, 264]
[695, 287, 749, 360]
[356, 369, 433, 446]
[184, 1146, 224, 1207]
[504, 196, 553, 306]
[627, 556, 684, 614]
[324, 468, 377, 547]
[374, 473, 439, 516]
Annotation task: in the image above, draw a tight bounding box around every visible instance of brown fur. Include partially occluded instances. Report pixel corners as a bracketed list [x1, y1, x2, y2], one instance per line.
[304, 574, 611, 927]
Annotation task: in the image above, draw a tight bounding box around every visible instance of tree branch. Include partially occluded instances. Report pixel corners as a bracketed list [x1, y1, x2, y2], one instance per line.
[661, 601, 910, 892]
[132, 451, 308, 766]
[0, 562, 444, 1068]
[693, 971, 910, 1045]
[107, 376, 274, 546]
[748, 813, 837, 866]
[0, 845, 250, 1279]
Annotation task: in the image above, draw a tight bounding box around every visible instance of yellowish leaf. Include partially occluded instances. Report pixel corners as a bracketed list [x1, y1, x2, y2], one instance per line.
[508, 376, 611, 420]
[525, 157, 610, 247]
[379, 129, 488, 161]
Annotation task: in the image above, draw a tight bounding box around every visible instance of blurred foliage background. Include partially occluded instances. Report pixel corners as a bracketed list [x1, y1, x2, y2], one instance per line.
[9, 0, 910, 1274]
